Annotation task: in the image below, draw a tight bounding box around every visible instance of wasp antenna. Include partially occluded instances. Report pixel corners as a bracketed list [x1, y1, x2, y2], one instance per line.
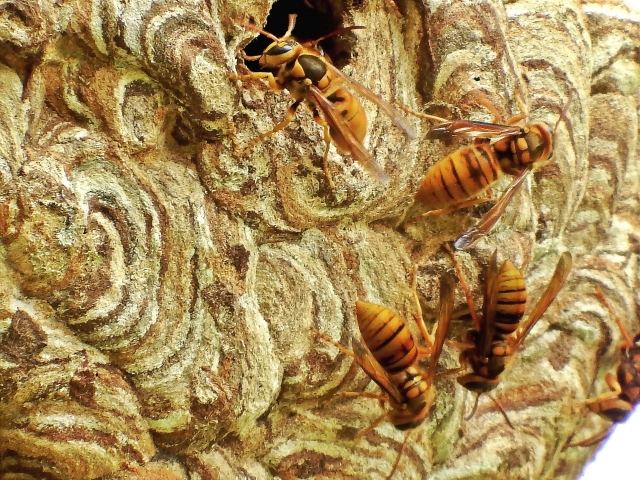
[282, 14, 297, 40]
[240, 51, 262, 61]
[487, 393, 514, 429]
[310, 25, 366, 46]
[244, 22, 280, 43]
[385, 431, 412, 480]
[554, 88, 573, 133]
[513, 86, 529, 120]
[466, 393, 481, 420]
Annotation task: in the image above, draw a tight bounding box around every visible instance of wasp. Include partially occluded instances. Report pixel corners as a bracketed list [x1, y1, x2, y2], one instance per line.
[567, 286, 640, 447]
[235, 14, 416, 187]
[445, 244, 572, 419]
[400, 94, 570, 250]
[313, 272, 454, 479]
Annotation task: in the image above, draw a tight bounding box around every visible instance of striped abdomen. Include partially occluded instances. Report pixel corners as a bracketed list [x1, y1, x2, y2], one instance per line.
[327, 88, 367, 151]
[495, 260, 526, 336]
[355, 301, 417, 374]
[415, 143, 502, 208]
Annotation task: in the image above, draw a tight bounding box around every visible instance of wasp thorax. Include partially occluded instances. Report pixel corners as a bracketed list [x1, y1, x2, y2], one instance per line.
[297, 54, 328, 85]
[396, 368, 428, 400]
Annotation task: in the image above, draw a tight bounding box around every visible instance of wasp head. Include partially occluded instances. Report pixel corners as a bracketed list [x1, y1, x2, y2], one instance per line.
[524, 122, 554, 164]
[260, 39, 303, 69]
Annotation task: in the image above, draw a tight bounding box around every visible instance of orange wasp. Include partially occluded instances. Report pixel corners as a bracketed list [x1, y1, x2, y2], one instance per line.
[445, 244, 572, 419]
[235, 14, 416, 187]
[567, 286, 640, 447]
[313, 272, 454, 479]
[400, 94, 569, 249]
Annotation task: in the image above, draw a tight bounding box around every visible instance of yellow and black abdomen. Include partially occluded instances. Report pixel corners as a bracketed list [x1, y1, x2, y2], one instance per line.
[414, 143, 501, 208]
[495, 260, 526, 336]
[327, 88, 367, 151]
[355, 301, 417, 374]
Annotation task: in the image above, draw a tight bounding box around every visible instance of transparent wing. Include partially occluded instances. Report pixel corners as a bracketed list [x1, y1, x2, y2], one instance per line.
[352, 339, 404, 404]
[478, 250, 500, 357]
[513, 252, 572, 347]
[308, 86, 390, 184]
[454, 169, 531, 251]
[323, 62, 417, 139]
[427, 120, 522, 141]
[427, 273, 455, 382]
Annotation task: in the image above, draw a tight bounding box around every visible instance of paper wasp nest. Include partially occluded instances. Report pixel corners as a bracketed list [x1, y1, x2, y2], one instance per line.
[0, 0, 638, 478]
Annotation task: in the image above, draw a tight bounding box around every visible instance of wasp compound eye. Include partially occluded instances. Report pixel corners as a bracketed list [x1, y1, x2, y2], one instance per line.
[267, 42, 293, 56]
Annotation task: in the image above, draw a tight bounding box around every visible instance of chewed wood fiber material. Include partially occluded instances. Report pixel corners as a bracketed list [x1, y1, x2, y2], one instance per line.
[0, 0, 638, 479]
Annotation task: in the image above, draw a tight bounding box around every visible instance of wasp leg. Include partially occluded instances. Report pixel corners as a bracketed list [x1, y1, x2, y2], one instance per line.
[510, 87, 530, 124]
[580, 373, 623, 410]
[486, 393, 514, 429]
[310, 103, 336, 190]
[506, 112, 528, 126]
[234, 71, 284, 92]
[394, 101, 448, 123]
[445, 340, 473, 349]
[415, 195, 494, 220]
[443, 243, 482, 331]
[595, 286, 634, 348]
[466, 393, 482, 420]
[498, 165, 525, 176]
[435, 366, 466, 380]
[566, 428, 613, 448]
[312, 327, 356, 359]
[565, 375, 621, 448]
[243, 100, 302, 155]
[604, 372, 622, 392]
[471, 93, 504, 124]
[313, 328, 391, 403]
[410, 265, 434, 353]
[357, 411, 389, 437]
[334, 391, 388, 401]
[385, 431, 412, 480]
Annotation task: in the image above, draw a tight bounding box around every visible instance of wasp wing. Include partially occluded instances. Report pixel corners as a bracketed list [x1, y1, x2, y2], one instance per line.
[454, 168, 531, 251]
[308, 86, 390, 184]
[323, 62, 417, 139]
[477, 250, 500, 358]
[426, 273, 455, 382]
[513, 252, 572, 347]
[352, 338, 404, 405]
[427, 120, 522, 141]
